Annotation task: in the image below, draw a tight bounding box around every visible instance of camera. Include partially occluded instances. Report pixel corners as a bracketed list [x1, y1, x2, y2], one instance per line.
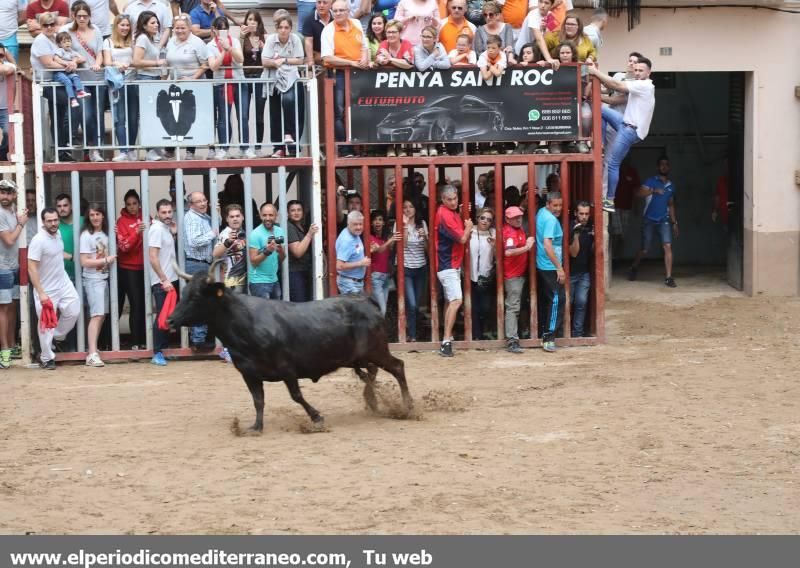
[269, 235, 285, 245]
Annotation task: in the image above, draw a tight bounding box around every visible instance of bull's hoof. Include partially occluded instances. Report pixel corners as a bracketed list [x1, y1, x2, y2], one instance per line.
[300, 417, 329, 434]
[311, 414, 325, 424]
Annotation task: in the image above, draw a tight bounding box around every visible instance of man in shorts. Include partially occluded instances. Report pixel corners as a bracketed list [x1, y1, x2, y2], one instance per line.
[434, 185, 472, 357]
[0, 180, 29, 368]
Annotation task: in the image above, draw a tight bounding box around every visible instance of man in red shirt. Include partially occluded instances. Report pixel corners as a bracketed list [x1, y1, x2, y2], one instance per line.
[26, 0, 70, 37]
[434, 185, 472, 357]
[502, 206, 534, 354]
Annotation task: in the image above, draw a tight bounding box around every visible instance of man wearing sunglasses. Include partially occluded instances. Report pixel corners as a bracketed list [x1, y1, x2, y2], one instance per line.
[438, 0, 475, 53]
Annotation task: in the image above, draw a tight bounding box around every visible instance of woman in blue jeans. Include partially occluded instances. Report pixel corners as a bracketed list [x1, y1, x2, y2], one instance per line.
[240, 10, 267, 156]
[394, 199, 428, 342]
[103, 14, 139, 162]
[208, 17, 246, 159]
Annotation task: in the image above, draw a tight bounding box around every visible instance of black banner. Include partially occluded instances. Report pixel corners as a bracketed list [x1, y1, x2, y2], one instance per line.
[349, 67, 580, 143]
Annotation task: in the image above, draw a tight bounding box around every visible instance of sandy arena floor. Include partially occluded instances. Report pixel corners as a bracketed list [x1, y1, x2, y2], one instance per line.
[1, 271, 799, 534]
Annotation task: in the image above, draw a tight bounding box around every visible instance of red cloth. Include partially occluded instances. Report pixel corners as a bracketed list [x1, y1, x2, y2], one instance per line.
[502, 224, 528, 279]
[215, 36, 235, 104]
[157, 289, 177, 331]
[39, 299, 58, 332]
[116, 208, 144, 270]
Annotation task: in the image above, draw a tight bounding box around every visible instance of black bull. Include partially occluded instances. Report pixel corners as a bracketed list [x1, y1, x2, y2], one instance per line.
[167, 261, 414, 432]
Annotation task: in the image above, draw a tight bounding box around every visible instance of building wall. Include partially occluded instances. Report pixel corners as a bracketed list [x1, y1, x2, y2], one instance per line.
[589, 7, 800, 295]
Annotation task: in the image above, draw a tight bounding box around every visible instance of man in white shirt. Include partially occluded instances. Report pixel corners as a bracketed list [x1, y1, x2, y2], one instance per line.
[27, 207, 81, 370]
[582, 8, 607, 51]
[148, 198, 178, 366]
[513, 0, 556, 68]
[588, 56, 656, 213]
[0, 180, 28, 369]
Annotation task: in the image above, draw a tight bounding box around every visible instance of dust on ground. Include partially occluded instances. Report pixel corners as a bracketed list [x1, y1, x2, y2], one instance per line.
[1, 273, 799, 534]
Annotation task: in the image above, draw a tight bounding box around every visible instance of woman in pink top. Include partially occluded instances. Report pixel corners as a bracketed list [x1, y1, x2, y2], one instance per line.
[368, 210, 400, 316]
[394, 0, 440, 45]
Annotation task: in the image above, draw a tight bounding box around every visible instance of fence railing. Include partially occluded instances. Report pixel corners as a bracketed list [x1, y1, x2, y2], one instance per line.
[32, 67, 313, 163]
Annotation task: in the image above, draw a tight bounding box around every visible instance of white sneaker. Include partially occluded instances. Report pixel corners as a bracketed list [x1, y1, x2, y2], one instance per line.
[428, 145, 438, 157]
[419, 146, 428, 157]
[85, 352, 105, 367]
[183, 150, 194, 160]
[112, 152, 128, 162]
[146, 149, 163, 161]
[127, 150, 139, 161]
[89, 150, 104, 162]
[283, 134, 295, 144]
[244, 148, 257, 159]
[214, 149, 227, 160]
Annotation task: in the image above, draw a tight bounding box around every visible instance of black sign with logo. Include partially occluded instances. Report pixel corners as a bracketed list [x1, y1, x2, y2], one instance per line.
[349, 67, 580, 143]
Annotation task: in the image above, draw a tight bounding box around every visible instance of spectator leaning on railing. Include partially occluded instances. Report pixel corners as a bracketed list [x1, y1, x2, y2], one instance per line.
[207, 16, 246, 160]
[366, 13, 387, 62]
[514, 0, 556, 69]
[472, 1, 513, 63]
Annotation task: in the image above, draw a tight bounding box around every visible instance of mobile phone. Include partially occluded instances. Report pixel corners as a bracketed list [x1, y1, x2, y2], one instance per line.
[219, 29, 229, 40]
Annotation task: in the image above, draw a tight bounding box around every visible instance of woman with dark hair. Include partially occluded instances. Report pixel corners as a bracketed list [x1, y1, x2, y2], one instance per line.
[366, 13, 387, 62]
[61, 0, 105, 162]
[115, 189, 146, 350]
[240, 9, 266, 156]
[472, 1, 515, 63]
[132, 11, 166, 161]
[544, 12, 596, 63]
[286, 199, 320, 302]
[207, 16, 245, 160]
[80, 204, 116, 367]
[369, 209, 399, 316]
[392, 198, 428, 341]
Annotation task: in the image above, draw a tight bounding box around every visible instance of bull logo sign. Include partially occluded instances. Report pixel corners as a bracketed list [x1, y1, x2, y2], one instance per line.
[139, 81, 214, 147]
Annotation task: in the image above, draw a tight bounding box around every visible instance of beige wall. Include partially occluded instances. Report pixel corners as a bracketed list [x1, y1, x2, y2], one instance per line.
[587, 7, 800, 295]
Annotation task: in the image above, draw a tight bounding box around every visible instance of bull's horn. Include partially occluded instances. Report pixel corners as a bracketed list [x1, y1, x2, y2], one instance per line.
[172, 261, 192, 281]
[207, 258, 225, 283]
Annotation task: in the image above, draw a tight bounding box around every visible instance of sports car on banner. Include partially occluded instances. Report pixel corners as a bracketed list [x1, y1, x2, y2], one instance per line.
[375, 95, 504, 142]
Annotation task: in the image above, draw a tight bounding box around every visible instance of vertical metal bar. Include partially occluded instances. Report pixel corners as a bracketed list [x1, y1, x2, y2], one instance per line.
[395, 165, 406, 343]
[175, 168, 188, 349]
[140, 169, 154, 351]
[105, 170, 120, 352]
[527, 161, 538, 340]
[426, 163, 439, 344]
[591, 75, 605, 343]
[210, 167, 220, 281]
[278, 165, 290, 300]
[64, 86, 72, 159]
[243, 166, 254, 277]
[12, 77, 31, 365]
[493, 162, 505, 342]
[360, 165, 372, 295]
[460, 161, 472, 341]
[560, 159, 571, 339]
[324, 75, 338, 295]
[308, 77, 324, 301]
[294, 81, 300, 156]
[69, 170, 85, 353]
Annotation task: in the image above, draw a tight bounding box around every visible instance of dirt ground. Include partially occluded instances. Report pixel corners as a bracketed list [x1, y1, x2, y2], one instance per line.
[1, 269, 799, 534]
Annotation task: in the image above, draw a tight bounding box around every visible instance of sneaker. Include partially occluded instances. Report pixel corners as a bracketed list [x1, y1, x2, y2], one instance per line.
[214, 149, 227, 160]
[506, 340, 524, 354]
[283, 134, 295, 144]
[85, 352, 105, 367]
[70, 98, 79, 108]
[58, 152, 76, 162]
[438, 341, 454, 358]
[428, 145, 438, 157]
[542, 340, 557, 353]
[112, 152, 129, 162]
[127, 150, 139, 161]
[11, 345, 22, 359]
[398, 147, 408, 157]
[419, 146, 428, 157]
[219, 347, 232, 364]
[386, 146, 397, 158]
[270, 149, 285, 158]
[39, 359, 56, 370]
[145, 149, 163, 161]
[602, 198, 616, 213]
[183, 150, 194, 160]
[89, 150, 104, 163]
[627, 267, 638, 281]
[244, 148, 257, 159]
[151, 352, 167, 366]
[664, 277, 677, 288]
[0, 350, 10, 369]
[76, 90, 91, 98]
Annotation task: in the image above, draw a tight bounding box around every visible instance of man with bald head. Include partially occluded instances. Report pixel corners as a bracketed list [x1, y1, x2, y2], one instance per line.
[183, 190, 217, 350]
[321, 0, 368, 157]
[248, 202, 286, 299]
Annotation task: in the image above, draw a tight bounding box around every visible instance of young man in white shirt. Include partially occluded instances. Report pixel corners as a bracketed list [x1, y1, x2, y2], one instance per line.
[27, 207, 81, 370]
[588, 56, 656, 213]
[148, 198, 178, 366]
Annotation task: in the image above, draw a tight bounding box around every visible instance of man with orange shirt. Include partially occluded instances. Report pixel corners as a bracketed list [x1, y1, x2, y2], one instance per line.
[438, 0, 475, 53]
[322, 0, 369, 157]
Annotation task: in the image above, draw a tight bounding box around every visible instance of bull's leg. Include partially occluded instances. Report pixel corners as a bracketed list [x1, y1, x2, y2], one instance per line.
[375, 352, 414, 411]
[284, 378, 323, 423]
[244, 377, 265, 432]
[362, 364, 379, 413]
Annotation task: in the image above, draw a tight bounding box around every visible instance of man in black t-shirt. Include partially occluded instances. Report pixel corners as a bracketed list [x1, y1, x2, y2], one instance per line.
[302, 0, 332, 64]
[568, 201, 594, 338]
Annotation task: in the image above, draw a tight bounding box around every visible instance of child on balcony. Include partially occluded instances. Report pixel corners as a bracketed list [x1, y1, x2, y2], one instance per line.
[52, 32, 90, 108]
[447, 33, 475, 66]
[477, 34, 505, 81]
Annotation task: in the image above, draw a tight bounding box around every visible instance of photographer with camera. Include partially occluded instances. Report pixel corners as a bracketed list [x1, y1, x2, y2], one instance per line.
[569, 201, 594, 338]
[248, 203, 285, 300]
[336, 185, 363, 233]
[502, 206, 535, 354]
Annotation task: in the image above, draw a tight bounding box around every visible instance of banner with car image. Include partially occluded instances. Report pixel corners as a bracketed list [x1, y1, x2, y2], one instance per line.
[348, 67, 580, 143]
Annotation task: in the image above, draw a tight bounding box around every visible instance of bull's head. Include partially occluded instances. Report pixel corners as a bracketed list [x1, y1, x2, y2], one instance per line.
[167, 259, 228, 328]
